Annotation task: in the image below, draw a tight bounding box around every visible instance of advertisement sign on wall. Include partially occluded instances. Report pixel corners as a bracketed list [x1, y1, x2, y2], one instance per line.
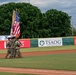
[4, 39, 30, 49]
[38, 38, 62, 47]
[0, 35, 9, 40]
[0, 41, 4, 49]
[74, 37, 76, 45]
[20, 39, 30, 48]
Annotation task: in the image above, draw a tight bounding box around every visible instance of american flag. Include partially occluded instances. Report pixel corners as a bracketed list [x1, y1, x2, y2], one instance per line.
[10, 11, 20, 38]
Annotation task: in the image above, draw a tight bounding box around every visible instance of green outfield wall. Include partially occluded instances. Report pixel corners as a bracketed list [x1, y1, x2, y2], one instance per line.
[62, 37, 74, 46]
[30, 39, 38, 47]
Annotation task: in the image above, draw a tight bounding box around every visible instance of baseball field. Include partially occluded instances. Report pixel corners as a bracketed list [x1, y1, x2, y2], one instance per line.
[0, 45, 76, 75]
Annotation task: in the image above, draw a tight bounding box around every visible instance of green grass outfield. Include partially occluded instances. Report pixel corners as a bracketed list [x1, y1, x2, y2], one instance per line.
[0, 45, 76, 53]
[0, 45, 76, 71]
[0, 72, 38, 75]
[0, 52, 76, 71]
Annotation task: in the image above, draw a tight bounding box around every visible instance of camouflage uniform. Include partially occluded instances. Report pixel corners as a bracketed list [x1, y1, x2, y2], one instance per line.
[5, 38, 12, 58]
[15, 39, 22, 58]
[10, 37, 16, 58]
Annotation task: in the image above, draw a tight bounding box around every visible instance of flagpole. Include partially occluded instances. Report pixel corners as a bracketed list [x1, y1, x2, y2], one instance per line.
[11, 9, 20, 38]
[12, 10, 16, 26]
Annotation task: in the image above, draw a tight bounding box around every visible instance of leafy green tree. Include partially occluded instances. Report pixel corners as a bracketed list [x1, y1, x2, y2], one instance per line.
[0, 3, 72, 38]
[44, 9, 71, 37]
[19, 3, 41, 38]
[0, 2, 42, 38]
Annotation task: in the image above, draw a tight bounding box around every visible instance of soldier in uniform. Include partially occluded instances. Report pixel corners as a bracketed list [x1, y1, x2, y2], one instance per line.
[15, 38, 22, 58]
[5, 36, 12, 58]
[5, 35, 22, 59]
[10, 36, 16, 58]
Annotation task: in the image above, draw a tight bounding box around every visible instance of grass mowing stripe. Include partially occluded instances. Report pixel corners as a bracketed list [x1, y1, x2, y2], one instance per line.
[0, 45, 76, 53]
[0, 72, 38, 75]
[0, 53, 76, 71]
[21, 45, 76, 52]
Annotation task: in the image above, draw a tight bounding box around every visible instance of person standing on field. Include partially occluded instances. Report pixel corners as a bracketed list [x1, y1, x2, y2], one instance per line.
[10, 36, 16, 58]
[5, 36, 12, 58]
[5, 35, 22, 58]
[15, 38, 22, 58]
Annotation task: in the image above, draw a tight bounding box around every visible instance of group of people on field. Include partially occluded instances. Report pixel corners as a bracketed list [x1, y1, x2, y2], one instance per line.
[5, 35, 22, 59]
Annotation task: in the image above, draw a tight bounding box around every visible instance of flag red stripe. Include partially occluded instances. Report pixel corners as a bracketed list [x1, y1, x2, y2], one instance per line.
[10, 11, 20, 38]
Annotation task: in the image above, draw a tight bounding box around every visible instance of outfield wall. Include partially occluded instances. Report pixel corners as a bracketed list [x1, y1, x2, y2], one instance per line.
[38, 38, 62, 47]
[0, 37, 75, 49]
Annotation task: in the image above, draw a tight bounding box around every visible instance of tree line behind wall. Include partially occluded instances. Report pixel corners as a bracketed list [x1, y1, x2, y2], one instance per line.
[0, 2, 72, 38]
